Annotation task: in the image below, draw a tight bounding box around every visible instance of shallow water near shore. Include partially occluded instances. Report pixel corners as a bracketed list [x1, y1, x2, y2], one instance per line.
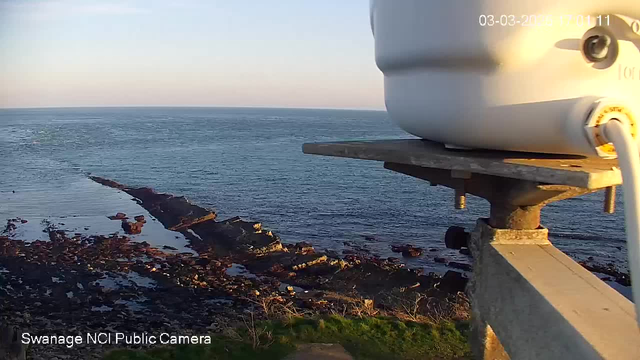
[0, 107, 629, 276]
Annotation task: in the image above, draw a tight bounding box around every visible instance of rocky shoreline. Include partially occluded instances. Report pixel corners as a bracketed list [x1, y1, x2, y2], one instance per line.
[1, 176, 471, 359]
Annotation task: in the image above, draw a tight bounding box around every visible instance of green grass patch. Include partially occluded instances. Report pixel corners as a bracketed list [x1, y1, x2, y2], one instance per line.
[103, 316, 470, 360]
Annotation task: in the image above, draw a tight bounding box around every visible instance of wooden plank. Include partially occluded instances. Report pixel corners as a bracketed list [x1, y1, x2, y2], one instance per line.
[303, 139, 621, 189]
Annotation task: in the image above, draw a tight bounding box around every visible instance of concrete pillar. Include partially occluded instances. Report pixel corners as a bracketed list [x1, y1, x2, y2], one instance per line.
[467, 219, 640, 360]
[468, 219, 539, 360]
[470, 313, 510, 360]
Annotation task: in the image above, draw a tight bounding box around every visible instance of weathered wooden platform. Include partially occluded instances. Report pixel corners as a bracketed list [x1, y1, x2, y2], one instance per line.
[303, 139, 621, 189]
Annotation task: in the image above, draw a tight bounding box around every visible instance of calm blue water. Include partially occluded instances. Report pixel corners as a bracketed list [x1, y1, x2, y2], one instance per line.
[0, 107, 629, 274]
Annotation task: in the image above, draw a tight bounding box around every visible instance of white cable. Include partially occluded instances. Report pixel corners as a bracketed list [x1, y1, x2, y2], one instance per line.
[603, 119, 640, 326]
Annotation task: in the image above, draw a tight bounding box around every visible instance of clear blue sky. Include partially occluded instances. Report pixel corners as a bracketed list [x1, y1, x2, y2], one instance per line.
[0, 0, 384, 109]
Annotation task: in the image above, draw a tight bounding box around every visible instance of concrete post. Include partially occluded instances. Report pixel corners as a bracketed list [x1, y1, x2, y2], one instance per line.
[468, 219, 640, 360]
[468, 219, 549, 360]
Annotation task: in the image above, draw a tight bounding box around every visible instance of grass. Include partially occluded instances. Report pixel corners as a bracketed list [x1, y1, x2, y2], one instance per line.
[103, 315, 471, 360]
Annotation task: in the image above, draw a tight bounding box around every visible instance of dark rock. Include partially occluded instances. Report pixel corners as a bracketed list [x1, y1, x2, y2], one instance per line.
[134, 215, 146, 223]
[3, 220, 17, 234]
[447, 261, 472, 272]
[108, 212, 128, 220]
[91, 176, 216, 231]
[325, 249, 340, 258]
[391, 244, 423, 258]
[438, 271, 468, 293]
[269, 263, 286, 274]
[579, 261, 630, 286]
[434, 257, 446, 263]
[459, 248, 471, 256]
[429, 248, 438, 252]
[121, 220, 143, 235]
[89, 177, 126, 189]
[20, 219, 28, 224]
[294, 242, 315, 255]
[162, 245, 178, 251]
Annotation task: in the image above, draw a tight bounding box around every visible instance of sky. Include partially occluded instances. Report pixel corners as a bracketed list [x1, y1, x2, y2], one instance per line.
[0, 0, 384, 109]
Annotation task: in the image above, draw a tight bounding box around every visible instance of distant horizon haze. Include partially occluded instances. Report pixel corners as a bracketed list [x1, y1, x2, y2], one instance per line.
[0, 0, 384, 110]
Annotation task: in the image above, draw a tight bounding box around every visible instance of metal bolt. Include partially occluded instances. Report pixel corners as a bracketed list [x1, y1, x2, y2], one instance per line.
[451, 171, 470, 210]
[604, 186, 615, 213]
[583, 34, 611, 62]
[455, 187, 466, 209]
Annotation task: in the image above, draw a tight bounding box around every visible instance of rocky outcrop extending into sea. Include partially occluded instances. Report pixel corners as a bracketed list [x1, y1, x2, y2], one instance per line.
[0, 176, 470, 359]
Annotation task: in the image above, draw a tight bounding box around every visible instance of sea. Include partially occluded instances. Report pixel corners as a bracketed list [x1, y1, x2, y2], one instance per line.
[0, 107, 630, 292]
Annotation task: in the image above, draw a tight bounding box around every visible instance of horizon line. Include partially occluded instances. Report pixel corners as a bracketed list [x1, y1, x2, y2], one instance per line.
[0, 104, 387, 112]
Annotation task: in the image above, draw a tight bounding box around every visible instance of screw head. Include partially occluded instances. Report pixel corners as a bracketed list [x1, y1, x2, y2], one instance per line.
[583, 34, 611, 62]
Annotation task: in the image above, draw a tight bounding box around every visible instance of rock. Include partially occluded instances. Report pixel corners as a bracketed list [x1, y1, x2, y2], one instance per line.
[134, 215, 146, 223]
[91, 176, 216, 231]
[429, 248, 438, 252]
[459, 248, 471, 256]
[438, 271, 468, 293]
[292, 255, 328, 271]
[89, 177, 126, 190]
[364, 236, 375, 241]
[294, 242, 315, 255]
[20, 220, 27, 224]
[434, 257, 446, 263]
[447, 261, 472, 272]
[3, 220, 17, 234]
[391, 244, 423, 258]
[121, 220, 143, 235]
[162, 245, 178, 251]
[403, 248, 422, 258]
[579, 261, 631, 286]
[108, 213, 128, 220]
